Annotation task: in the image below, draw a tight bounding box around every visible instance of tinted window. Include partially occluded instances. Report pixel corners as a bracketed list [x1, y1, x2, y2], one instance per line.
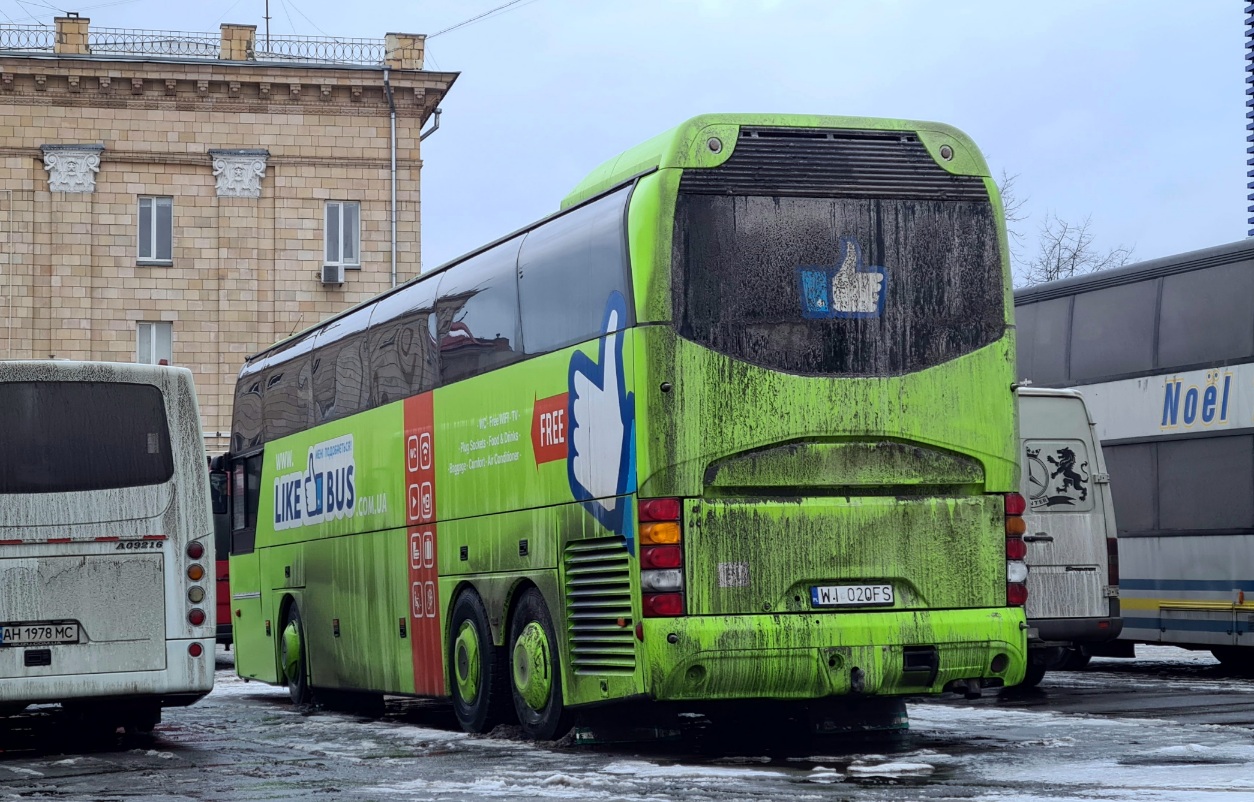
[1158, 436, 1254, 531]
[1103, 443, 1155, 535]
[1069, 281, 1158, 382]
[518, 187, 632, 354]
[261, 356, 313, 442]
[435, 239, 524, 384]
[368, 281, 440, 405]
[0, 381, 173, 493]
[311, 305, 374, 424]
[1015, 297, 1070, 385]
[673, 195, 1005, 376]
[230, 453, 262, 555]
[232, 377, 264, 453]
[1158, 263, 1254, 369]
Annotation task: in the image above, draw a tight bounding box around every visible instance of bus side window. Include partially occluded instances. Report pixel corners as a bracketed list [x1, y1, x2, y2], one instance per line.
[231, 454, 263, 555]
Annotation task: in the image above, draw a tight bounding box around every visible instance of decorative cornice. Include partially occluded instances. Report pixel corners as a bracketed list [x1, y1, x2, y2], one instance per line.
[209, 149, 269, 198]
[40, 143, 103, 193]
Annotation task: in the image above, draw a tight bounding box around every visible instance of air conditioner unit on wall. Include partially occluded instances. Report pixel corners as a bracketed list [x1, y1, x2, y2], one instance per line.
[321, 264, 345, 285]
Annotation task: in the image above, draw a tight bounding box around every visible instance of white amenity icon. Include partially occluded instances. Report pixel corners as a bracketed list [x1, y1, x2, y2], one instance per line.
[830, 237, 886, 316]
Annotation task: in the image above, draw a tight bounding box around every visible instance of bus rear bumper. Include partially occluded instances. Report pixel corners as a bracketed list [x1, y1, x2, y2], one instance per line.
[0, 638, 215, 706]
[641, 608, 1026, 702]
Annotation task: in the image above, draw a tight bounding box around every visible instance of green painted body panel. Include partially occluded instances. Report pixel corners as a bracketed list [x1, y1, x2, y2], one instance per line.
[233, 112, 1026, 713]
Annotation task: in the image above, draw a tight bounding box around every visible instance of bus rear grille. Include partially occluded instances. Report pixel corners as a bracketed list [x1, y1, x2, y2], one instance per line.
[565, 536, 636, 675]
[679, 127, 989, 201]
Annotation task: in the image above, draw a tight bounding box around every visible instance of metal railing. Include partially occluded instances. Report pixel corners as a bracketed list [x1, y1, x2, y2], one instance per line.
[0, 25, 54, 52]
[89, 27, 220, 58]
[255, 34, 385, 65]
[0, 24, 387, 66]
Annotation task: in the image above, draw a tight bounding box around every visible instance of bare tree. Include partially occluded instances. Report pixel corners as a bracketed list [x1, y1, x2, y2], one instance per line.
[998, 170, 1030, 268]
[1018, 213, 1133, 286]
[997, 170, 1133, 286]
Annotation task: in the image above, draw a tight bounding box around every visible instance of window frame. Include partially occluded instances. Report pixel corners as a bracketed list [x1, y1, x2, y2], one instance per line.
[136, 320, 173, 365]
[325, 200, 361, 270]
[137, 195, 174, 265]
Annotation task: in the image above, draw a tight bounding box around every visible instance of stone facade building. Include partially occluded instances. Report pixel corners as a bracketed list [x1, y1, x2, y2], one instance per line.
[0, 16, 456, 451]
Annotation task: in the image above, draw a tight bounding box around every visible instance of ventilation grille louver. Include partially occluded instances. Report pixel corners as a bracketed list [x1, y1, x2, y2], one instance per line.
[679, 127, 989, 201]
[565, 536, 636, 675]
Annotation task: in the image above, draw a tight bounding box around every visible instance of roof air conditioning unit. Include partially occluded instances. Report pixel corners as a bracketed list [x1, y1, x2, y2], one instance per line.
[321, 264, 345, 285]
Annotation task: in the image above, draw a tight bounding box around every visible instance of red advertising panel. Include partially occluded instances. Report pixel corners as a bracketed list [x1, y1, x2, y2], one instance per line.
[404, 392, 443, 695]
[532, 392, 569, 466]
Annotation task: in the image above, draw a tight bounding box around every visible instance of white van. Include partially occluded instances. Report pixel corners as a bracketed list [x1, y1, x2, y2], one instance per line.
[1017, 388, 1121, 687]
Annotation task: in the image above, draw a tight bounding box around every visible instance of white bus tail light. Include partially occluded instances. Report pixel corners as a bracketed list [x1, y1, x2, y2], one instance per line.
[187, 586, 206, 604]
[639, 498, 685, 618]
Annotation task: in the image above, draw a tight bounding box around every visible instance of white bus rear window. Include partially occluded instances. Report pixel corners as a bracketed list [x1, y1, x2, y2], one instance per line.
[0, 381, 174, 493]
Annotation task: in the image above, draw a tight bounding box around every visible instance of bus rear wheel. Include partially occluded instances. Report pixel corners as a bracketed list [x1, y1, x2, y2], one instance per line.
[448, 590, 508, 733]
[508, 588, 570, 741]
[281, 603, 312, 705]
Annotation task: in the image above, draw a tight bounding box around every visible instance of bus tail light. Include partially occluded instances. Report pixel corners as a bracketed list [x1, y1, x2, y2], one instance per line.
[186, 540, 204, 559]
[188, 608, 206, 626]
[1107, 537, 1120, 587]
[188, 642, 204, 658]
[643, 592, 685, 617]
[639, 498, 685, 618]
[187, 563, 205, 581]
[1005, 493, 1028, 607]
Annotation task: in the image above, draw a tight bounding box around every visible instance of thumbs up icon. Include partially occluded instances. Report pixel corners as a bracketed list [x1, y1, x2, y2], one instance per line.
[799, 237, 887, 319]
[567, 292, 636, 541]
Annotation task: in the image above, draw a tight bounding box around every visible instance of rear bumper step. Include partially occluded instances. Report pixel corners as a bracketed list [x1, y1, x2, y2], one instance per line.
[640, 608, 1026, 701]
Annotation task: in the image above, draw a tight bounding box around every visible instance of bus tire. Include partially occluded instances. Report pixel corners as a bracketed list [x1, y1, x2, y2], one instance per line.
[448, 590, 509, 734]
[508, 588, 570, 741]
[1019, 659, 1048, 689]
[280, 603, 312, 705]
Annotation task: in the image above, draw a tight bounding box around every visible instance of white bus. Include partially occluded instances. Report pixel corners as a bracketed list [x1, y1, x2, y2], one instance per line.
[1015, 240, 1254, 670]
[0, 361, 215, 734]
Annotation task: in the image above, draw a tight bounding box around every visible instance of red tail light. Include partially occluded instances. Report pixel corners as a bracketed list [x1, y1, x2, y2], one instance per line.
[188, 642, 204, 657]
[1005, 493, 1027, 516]
[1006, 583, 1029, 606]
[643, 592, 685, 617]
[641, 545, 682, 570]
[1006, 537, 1027, 561]
[1106, 537, 1119, 587]
[186, 540, 205, 559]
[188, 608, 206, 626]
[639, 498, 681, 522]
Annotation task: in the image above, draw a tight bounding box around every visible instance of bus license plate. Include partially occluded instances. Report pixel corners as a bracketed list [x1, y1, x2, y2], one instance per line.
[0, 622, 80, 646]
[810, 584, 894, 607]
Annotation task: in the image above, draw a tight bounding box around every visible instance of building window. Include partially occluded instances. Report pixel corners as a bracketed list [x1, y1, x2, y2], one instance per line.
[325, 201, 360, 269]
[137, 321, 172, 364]
[138, 196, 173, 263]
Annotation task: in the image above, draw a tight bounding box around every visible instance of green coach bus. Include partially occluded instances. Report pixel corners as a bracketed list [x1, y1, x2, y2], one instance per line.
[223, 113, 1028, 739]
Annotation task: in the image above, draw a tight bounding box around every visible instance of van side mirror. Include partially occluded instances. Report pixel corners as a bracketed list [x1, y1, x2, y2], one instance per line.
[209, 469, 230, 516]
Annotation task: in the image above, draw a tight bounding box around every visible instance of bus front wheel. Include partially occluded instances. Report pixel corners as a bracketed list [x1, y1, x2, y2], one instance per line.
[508, 588, 570, 740]
[448, 590, 508, 733]
[281, 603, 312, 705]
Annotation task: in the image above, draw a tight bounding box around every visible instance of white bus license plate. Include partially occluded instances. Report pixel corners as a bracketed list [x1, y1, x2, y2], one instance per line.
[0, 623, 80, 646]
[810, 584, 894, 607]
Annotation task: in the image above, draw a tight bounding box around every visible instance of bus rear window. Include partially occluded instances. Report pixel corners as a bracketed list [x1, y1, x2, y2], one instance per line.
[0, 381, 174, 493]
[673, 193, 1005, 377]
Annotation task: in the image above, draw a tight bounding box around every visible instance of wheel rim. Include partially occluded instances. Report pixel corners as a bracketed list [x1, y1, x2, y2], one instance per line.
[512, 621, 552, 712]
[453, 620, 482, 704]
[281, 620, 302, 682]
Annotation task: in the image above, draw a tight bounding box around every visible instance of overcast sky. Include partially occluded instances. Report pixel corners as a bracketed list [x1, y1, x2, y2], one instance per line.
[5, 1, 1243, 276]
